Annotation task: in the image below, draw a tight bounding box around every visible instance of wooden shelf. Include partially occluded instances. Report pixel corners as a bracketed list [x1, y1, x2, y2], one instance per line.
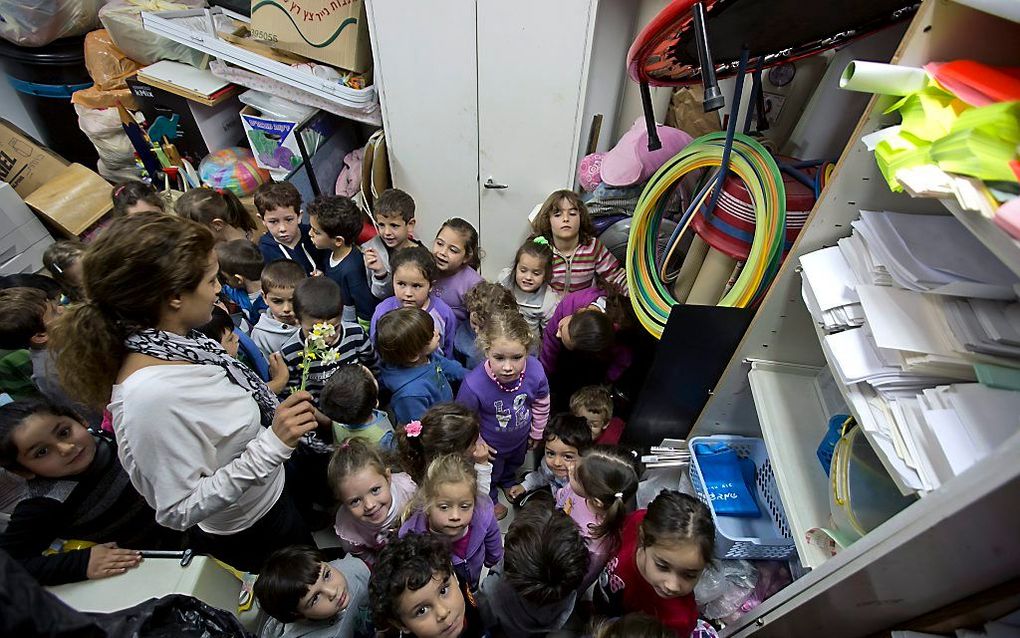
[747, 361, 845, 569]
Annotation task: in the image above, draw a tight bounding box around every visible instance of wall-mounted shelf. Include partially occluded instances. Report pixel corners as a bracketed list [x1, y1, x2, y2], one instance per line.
[140, 8, 381, 126]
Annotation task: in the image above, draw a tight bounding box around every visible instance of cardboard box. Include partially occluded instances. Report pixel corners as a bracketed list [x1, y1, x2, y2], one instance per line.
[249, 0, 371, 72]
[0, 119, 70, 199]
[126, 77, 245, 167]
[25, 164, 114, 237]
[0, 181, 54, 275]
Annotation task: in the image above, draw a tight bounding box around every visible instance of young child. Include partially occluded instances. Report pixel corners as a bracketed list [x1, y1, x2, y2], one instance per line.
[0, 399, 184, 585]
[320, 364, 395, 449]
[540, 284, 632, 409]
[176, 186, 258, 243]
[454, 282, 516, 370]
[376, 308, 465, 425]
[363, 188, 419, 299]
[592, 614, 674, 638]
[396, 402, 493, 497]
[251, 259, 306, 360]
[570, 385, 626, 446]
[478, 502, 589, 637]
[215, 239, 270, 326]
[0, 287, 100, 426]
[507, 413, 591, 502]
[42, 240, 86, 302]
[477, 500, 591, 632]
[455, 309, 549, 519]
[431, 218, 483, 324]
[255, 545, 372, 638]
[254, 181, 328, 276]
[595, 490, 715, 637]
[531, 189, 627, 295]
[111, 180, 164, 216]
[399, 455, 502, 590]
[558, 445, 641, 591]
[497, 237, 559, 341]
[328, 438, 417, 565]
[279, 277, 379, 403]
[198, 306, 289, 394]
[307, 195, 378, 328]
[370, 532, 488, 638]
[370, 246, 457, 359]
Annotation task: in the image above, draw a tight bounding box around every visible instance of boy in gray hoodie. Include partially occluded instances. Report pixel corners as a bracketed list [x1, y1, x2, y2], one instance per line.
[251, 259, 306, 361]
[478, 502, 589, 637]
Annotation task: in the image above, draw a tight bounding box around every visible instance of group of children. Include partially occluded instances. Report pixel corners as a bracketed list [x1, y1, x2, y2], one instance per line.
[0, 179, 719, 638]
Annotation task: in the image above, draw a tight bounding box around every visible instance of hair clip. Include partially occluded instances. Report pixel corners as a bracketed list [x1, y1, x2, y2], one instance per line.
[51, 263, 63, 275]
[614, 491, 624, 499]
[405, 420, 423, 437]
[532, 236, 549, 246]
[338, 440, 351, 450]
[112, 184, 127, 198]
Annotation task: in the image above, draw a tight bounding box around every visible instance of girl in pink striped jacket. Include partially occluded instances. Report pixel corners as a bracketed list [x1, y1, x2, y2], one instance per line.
[531, 189, 627, 296]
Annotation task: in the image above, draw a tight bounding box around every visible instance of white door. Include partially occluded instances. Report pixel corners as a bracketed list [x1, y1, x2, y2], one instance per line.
[366, 0, 480, 245]
[475, 0, 596, 279]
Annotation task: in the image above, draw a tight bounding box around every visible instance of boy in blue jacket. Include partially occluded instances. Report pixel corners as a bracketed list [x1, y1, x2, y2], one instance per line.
[254, 181, 328, 276]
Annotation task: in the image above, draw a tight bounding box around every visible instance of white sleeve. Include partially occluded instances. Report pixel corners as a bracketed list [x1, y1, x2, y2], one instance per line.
[474, 462, 493, 497]
[117, 381, 294, 531]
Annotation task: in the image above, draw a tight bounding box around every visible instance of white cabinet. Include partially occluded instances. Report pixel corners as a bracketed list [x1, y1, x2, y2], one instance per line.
[366, 0, 636, 278]
[688, 1, 1020, 635]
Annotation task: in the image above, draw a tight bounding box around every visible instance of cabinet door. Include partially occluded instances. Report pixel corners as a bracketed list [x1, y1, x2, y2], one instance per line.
[476, 0, 595, 279]
[366, 0, 480, 246]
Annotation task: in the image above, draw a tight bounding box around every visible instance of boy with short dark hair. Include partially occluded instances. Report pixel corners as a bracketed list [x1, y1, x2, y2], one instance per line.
[362, 188, 419, 300]
[306, 196, 378, 329]
[319, 364, 395, 450]
[478, 503, 589, 637]
[254, 545, 371, 638]
[252, 259, 306, 361]
[570, 385, 625, 445]
[507, 414, 592, 502]
[0, 287, 98, 425]
[254, 181, 328, 276]
[279, 278, 379, 404]
[215, 239, 268, 326]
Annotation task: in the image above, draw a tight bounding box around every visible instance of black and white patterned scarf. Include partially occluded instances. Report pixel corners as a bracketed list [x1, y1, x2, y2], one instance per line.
[125, 328, 278, 428]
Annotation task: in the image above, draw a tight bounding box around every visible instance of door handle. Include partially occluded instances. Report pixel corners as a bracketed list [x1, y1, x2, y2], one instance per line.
[484, 177, 509, 190]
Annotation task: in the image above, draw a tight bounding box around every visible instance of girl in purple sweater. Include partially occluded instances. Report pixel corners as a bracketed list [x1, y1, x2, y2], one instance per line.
[431, 218, 483, 324]
[399, 454, 502, 590]
[455, 309, 550, 520]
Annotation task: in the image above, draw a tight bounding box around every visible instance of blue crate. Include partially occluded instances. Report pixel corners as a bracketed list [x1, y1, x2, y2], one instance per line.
[689, 435, 796, 560]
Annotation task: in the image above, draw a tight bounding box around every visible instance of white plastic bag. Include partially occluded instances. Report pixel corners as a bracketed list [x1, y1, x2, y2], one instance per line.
[0, 0, 103, 47]
[98, 0, 210, 68]
[74, 104, 141, 181]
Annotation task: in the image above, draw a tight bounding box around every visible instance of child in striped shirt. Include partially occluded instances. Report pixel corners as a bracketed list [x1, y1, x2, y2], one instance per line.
[531, 189, 627, 296]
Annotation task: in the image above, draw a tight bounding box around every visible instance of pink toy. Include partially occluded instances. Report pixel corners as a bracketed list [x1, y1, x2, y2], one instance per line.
[601, 117, 693, 187]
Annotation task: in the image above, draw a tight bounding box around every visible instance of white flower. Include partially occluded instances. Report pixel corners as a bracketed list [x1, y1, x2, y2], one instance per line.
[320, 348, 340, 366]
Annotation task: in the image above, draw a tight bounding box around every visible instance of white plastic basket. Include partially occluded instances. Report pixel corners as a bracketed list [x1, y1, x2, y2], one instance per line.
[689, 435, 796, 560]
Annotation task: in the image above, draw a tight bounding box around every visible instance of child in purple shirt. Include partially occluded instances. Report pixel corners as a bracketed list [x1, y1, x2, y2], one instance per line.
[431, 218, 483, 323]
[456, 309, 549, 519]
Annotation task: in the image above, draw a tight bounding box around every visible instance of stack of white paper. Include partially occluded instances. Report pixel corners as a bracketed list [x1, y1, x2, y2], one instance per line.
[800, 246, 865, 331]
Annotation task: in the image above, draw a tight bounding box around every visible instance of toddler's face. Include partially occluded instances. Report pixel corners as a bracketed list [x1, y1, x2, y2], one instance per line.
[299, 315, 342, 347]
[338, 466, 393, 526]
[12, 412, 96, 479]
[544, 436, 579, 479]
[573, 407, 607, 440]
[395, 571, 466, 638]
[219, 328, 240, 358]
[485, 336, 527, 385]
[549, 197, 580, 243]
[376, 212, 414, 249]
[262, 206, 300, 247]
[298, 561, 351, 620]
[427, 481, 474, 539]
[515, 253, 546, 293]
[265, 287, 297, 325]
[636, 539, 708, 600]
[307, 214, 336, 251]
[394, 264, 431, 309]
[432, 227, 470, 274]
[556, 314, 574, 349]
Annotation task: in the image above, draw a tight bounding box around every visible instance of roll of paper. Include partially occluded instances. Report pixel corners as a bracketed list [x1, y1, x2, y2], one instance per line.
[839, 61, 928, 96]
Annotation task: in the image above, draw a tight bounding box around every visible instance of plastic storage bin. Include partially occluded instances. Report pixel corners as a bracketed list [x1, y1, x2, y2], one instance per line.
[689, 435, 797, 560]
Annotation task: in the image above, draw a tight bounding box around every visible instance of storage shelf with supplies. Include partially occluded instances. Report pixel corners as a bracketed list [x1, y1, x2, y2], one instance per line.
[140, 8, 381, 125]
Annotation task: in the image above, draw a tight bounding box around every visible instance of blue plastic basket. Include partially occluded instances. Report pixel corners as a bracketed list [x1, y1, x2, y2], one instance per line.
[689, 435, 796, 560]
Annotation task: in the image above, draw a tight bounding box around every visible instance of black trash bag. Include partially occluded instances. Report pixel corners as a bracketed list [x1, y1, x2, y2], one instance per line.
[86, 594, 251, 638]
[0, 549, 105, 638]
[0, 549, 250, 638]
